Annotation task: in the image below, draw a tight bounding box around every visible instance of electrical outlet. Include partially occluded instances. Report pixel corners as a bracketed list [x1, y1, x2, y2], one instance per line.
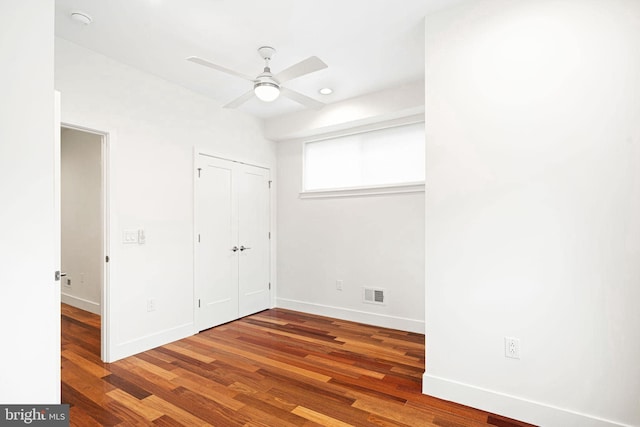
[336, 280, 343, 291]
[505, 337, 521, 359]
[147, 298, 156, 312]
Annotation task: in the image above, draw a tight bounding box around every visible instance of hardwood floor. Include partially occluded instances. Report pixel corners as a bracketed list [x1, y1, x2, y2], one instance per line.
[61, 304, 535, 426]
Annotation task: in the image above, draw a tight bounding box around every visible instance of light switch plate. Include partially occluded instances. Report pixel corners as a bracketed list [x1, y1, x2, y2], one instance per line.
[123, 229, 138, 244]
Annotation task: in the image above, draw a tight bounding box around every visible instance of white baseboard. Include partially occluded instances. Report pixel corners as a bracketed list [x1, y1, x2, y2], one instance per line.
[422, 373, 632, 427]
[61, 293, 100, 315]
[108, 323, 194, 363]
[276, 298, 424, 333]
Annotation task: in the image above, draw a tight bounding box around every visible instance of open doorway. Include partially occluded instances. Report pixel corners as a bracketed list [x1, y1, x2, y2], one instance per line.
[60, 125, 109, 360]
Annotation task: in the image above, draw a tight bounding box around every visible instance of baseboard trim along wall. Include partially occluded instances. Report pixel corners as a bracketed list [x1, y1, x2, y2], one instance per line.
[276, 298, 424, 334]
[109, 323, 194, 363]
[422, 374, 632, 427]
[61, 293, 100, 315]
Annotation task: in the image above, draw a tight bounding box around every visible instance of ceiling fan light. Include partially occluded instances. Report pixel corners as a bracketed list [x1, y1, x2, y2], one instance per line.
[254, 82, 280, 102]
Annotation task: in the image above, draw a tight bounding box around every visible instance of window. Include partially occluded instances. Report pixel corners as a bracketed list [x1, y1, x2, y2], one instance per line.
[303, 122, 425, 196]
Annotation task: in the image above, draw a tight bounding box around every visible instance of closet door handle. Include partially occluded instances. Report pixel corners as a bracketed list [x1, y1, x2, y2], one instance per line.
[240, 245, 251, 251]
[231, 246, 239, 252]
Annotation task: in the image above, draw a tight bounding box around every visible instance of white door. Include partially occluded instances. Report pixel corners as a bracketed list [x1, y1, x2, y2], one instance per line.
[195, 155, 270, 331]
[54, 92, 62, 286]
[53, 92, 62, 400]
[196, 156, 239, 330]
[238, 165, 271, 317]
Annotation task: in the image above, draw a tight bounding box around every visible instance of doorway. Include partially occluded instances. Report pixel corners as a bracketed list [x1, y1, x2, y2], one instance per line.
[60, 125, 110, 360]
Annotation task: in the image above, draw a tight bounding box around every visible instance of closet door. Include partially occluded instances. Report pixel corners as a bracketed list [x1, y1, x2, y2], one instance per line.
[238, 164, 270, 317]
[195, 154, 271, 332]
[195, 156, 239, 331]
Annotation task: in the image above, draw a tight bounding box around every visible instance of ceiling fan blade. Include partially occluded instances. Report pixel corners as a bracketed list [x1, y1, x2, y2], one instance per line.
[223, 90, 255, 109]
[186, 56, 255, 82]
[274, 56, 328, 83]
[281, 87, 325, 110]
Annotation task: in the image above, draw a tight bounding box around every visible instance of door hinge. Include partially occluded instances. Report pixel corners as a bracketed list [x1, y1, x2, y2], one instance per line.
[198, 234, 201, 243]
[268, 282, 271, 290]
[198, 299, 201, 308]
[105, 255, 110, 263]
[197, 168, 202, 178]
[268, 231, 271, 239]
[268, 180, 272, 188]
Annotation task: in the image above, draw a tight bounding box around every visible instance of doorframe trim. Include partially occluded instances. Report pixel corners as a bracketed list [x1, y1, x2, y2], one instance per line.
[61, 120, 114, 363]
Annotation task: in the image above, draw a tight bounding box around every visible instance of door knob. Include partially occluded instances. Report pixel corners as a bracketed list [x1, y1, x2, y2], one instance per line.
[240, 245, 251, 251]
[231, 246, 239, 252]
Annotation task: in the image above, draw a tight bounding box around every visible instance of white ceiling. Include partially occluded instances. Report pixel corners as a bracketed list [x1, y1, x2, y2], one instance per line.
[54, 0, 461, 119]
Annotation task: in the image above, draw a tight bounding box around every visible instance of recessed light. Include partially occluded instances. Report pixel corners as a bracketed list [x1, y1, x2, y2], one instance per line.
[319, 87, 333, 95]
[70, 11, 93, 25]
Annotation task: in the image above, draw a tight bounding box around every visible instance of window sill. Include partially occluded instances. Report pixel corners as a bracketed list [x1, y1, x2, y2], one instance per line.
[299, 182, 425, 199]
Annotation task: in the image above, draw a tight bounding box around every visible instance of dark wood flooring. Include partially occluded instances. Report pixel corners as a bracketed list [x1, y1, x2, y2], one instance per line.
[61, 304, 535, 426]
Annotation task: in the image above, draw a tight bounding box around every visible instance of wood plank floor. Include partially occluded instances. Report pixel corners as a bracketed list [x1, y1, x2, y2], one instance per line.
[61, 304, 536, 426]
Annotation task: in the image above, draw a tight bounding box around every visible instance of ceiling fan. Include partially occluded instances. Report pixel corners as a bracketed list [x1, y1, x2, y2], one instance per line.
[187, 46, 328, 110]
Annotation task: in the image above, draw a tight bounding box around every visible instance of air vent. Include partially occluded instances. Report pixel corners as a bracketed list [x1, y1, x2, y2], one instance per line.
[363, 287, 385, 305]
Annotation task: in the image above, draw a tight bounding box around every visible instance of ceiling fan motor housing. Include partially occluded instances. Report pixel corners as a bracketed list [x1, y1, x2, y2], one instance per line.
[255, 69, 279, 89]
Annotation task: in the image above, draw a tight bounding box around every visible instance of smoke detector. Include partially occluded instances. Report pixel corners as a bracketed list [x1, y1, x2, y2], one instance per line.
[70, 11, 93, 25]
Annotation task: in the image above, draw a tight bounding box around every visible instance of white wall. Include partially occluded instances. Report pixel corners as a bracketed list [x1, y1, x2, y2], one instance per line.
[0, 1, 58, 403]
[274, 84, 426, 332]
[61, 128, 102, 314]
[423, 1, 640, 426]
[277, 140, 425, 332]
[55, 38, 276, 361]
